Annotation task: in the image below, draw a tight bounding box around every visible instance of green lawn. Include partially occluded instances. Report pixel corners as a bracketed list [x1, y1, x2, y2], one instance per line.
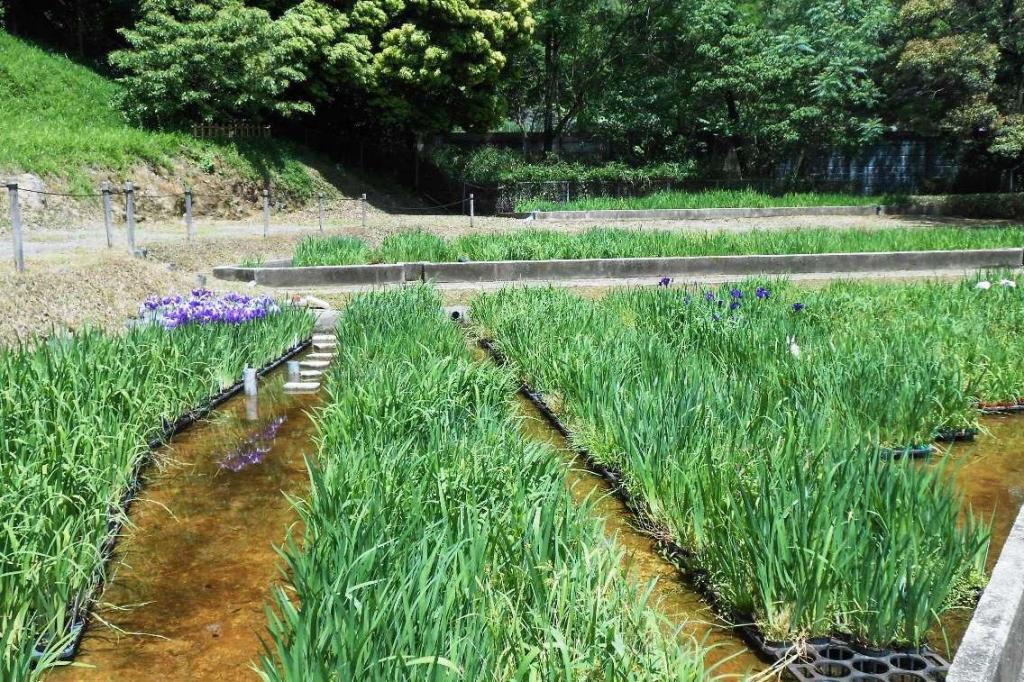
[0, 32, 318, 199]
[517, 189, 894, 212]
[292, 226, 1024, 266]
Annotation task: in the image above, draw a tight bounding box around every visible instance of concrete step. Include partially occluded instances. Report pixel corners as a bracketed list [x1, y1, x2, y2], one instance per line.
[299, 360, 330, 369]
[299, 369, 324, 378]
[284, 381, 320, 392]
[307, 352, 335, 360]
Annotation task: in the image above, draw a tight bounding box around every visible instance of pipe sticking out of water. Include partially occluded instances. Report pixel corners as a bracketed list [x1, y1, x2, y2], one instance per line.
[243, 366, 258, 396]
[245, 395, 259, 422]
[287, 361, 300, 382]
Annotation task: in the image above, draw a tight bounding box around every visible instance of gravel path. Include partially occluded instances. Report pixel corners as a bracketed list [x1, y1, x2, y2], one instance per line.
[0, 210, 991, 270]
[0, 208, 1012, 345]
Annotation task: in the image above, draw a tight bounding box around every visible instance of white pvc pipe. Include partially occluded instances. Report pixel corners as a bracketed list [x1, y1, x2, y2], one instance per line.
[243, 366, 258, 396]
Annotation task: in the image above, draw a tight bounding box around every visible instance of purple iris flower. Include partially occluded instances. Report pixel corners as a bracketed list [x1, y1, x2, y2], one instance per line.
[704, 291, 715, 302]
[658, 277, 671, 287]
[755, 287, 770, 300]
[792, 302, 805, 312]
[730, 288, 742, 299]
[730, 301, 741, 310]
[140, 289, 281, 329]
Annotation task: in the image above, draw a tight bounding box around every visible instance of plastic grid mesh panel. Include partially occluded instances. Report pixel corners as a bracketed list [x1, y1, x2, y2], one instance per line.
[755, 637, 949, 682]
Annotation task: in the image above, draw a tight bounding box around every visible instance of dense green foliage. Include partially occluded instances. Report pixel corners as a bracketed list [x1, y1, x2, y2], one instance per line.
[0, 31, 324, 198]
[0, 306, 312, 679]
[291, 226, 1024, 266]
[111, 0, 314, 126]
[258, 287, 707, 680]
[504, 0, 1023, 171]
[470, 279, 1014, 645]
[431, 145, 695, 184]
[4, 0, 1021, 175]
[899, 193, 1024, 222]
[111, 0, 534, 131]
[517, 189, 890, 212]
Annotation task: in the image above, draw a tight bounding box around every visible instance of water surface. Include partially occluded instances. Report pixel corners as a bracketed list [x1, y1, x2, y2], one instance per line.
[48, 359, 321, 681]
[515, 394, 770, 679]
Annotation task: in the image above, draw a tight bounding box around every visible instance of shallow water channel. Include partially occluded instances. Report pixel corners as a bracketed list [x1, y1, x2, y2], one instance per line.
[515, 391, 1024, 678]
[49, 355, 321, 681]
[931, 414, 1024, 659]
[514, 394, 769, 679]
[46, 338, 1024, 680]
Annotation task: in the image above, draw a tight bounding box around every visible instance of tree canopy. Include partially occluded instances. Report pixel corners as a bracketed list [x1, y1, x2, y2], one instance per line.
[2, 0, 1022, 170]
[108, 0, 534, 132]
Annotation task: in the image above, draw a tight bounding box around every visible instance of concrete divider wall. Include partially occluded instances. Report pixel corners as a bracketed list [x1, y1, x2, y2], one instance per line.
[529, 204, 884, 221]
[422, 248, 1024, 283]
[948, 505, 1024, 682]
[213, 262, 423, 286]
[212, 248, 1024, 287]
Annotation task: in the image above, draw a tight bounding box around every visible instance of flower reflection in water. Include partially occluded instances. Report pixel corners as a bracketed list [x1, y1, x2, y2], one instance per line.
[219, 416, 287, 472]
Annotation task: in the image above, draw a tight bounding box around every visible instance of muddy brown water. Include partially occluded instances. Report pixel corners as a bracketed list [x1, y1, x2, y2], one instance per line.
[514, 394, 770, 680]
[931, 414, 1024, 659]
[516, 393, 1024, 676]
[48, 359, 321, 681]
[44, 339, 1024, 680]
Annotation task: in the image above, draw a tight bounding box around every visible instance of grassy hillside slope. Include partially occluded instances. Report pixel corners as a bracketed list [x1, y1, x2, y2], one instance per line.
[0, 31, 324, 202]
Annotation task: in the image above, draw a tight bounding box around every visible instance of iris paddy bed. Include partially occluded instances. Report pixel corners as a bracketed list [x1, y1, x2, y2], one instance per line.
[0, 297, 313, 679]
[468, 275, 1024, 650]
[516, 189, 892, 213]
[291, 226, 1024, 266]
[257, 287, 709, 681]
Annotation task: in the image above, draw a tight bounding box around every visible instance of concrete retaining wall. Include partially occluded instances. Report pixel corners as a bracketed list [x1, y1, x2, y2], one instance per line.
[213, 262, 423, 286]
[212, 248, 1024, 287]
[948, 505, 1024, 682]
[421, 249, 1022, 283]
[529, 204, 884, 221]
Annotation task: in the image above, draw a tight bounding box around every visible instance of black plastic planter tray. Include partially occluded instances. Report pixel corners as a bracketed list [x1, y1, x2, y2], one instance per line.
[31, 338, 311, 664]
[880, 444, 936, 460]
[475, 335, 952, 681]
[742, 630, 950, 681]
[978, 401, 1024, 415]
[934, 428, 977, 443]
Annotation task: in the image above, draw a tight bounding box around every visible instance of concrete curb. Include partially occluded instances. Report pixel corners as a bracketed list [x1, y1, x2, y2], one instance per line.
[213, 262, 423, 286]
[528, 204, 884, 221]
[212, 248, 1024, 288]
[948, 505, 1024, 682]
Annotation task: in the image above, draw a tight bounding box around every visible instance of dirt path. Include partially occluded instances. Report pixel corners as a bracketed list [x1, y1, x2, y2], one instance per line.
[0, 208, 1010, 345]
[0, 210, 986, 272]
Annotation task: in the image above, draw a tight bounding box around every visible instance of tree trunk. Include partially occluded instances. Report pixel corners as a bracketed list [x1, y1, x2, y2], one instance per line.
[543, 30, 560, 154]
[725, 92, 746, 177]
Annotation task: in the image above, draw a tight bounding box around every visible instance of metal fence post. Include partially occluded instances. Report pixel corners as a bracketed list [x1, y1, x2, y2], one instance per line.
[124, 181, 136, 253]
[317, 191, 325, 233]
[6, 182, 24, 272]
[185, 187, 194, 242]
[469, 193, 475, 229]
[360, 193, 367, 229]
[101, 182, 113, 248]
[262, 188, 270, 238]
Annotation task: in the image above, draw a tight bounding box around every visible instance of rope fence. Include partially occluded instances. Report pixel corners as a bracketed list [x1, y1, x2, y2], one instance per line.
[3, 181, 477, 272]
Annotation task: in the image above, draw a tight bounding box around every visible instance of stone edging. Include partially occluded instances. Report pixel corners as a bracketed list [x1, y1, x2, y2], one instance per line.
[948, 505, 1024, 682]
[213, 248, 1024, 287]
